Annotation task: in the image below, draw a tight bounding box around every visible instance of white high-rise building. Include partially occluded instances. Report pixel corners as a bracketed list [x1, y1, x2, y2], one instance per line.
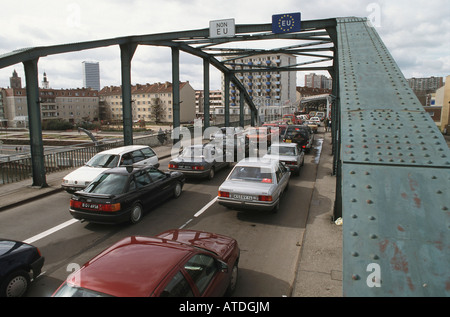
[82, 61, 100, 91]
[223, 53, 297, 118]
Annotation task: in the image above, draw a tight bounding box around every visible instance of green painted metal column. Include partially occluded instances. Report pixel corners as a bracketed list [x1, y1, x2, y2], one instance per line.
[239, 93, 245, 127]
[203, 58, 210, 129]
[120, 43, 137, 146]
[224, 72, 230, 127]
[172, 47, 180, 143]
[23, 58, 47, 188]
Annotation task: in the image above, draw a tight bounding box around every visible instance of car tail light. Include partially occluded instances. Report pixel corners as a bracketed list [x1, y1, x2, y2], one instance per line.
[168, 163, 178, 168]
[70, 199, 80, 208]
[100, 203, 121, 212]
[258, 195, 273, 202]
[218, 191, 230, 198]
[192, 165, 205, 170]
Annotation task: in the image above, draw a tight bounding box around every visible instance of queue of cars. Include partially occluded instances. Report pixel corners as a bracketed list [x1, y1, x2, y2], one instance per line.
[2, 120, 318, 297]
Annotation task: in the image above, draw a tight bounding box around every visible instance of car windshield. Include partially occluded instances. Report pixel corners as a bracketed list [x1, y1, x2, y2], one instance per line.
[228, 166, 273, 183]
[267, 146, 296, 156]
[83, 173, 128, 195]
[53, 282, 113, 297]
[86, 154, 119, 168]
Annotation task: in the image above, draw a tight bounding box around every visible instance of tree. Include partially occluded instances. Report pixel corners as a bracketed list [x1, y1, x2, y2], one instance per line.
[150, 98, 165, 123]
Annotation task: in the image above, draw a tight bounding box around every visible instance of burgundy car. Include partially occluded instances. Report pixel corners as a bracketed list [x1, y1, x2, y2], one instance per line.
[52, 229, 240, 297]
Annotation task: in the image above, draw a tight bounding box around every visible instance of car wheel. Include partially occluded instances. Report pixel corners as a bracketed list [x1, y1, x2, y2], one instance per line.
[129, 203, 143, 224]
[272, 199, 280, 213]
[1, 270, 30, 297]
[225, 262, 239, 296]
[208, 167, 215, 180]
[173, 182, 182, 198]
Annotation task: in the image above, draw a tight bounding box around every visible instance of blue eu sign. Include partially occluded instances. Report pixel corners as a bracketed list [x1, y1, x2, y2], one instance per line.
[272, 13, 301, 34]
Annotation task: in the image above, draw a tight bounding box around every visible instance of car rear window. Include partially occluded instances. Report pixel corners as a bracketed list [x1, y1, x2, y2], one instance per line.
[229, 166, 273, 183]
[268, 146, 297, 156]
[84, 173, 128, 195]
[285, 127, 308, 138]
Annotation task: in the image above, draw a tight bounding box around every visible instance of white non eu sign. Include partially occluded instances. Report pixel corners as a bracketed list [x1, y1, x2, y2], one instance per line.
[209, 18, 235, 38]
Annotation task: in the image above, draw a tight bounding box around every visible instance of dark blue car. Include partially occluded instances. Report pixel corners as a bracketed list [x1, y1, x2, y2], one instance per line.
[69, 165, 185, 224]
[0, 239, 45, 297]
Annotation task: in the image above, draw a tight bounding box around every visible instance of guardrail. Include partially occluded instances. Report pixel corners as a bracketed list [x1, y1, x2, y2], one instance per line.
[0, 132, 169, 185]
[0, 120, 253, 185]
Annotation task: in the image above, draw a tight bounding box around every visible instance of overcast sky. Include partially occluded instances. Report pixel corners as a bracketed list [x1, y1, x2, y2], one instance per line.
[1, 0, 449, 91]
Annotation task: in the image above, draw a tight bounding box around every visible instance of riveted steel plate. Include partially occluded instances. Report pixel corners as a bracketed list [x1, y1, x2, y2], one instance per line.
[336, 18, 450, 297]
[341, 109, 450, 167]
[342, 164, 450, 296]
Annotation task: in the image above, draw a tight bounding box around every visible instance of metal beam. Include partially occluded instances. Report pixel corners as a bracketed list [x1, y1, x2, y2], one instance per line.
[23, 58, 47, 188]
[120, 43, 137, 145]
[203, 58, 210, 129]
[172, 47, 180, 140]
[224, 73, 230, 127]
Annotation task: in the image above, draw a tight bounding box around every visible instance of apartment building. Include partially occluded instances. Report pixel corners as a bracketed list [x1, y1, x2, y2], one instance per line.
[407, 76, 443, 91]
[99, 81, 196, 123]
[223, 53, 297, 116]
[195, 89, 223, 115]
[82, 61, 101, 91]
[304, 73, 332, 89]
[1, 70, 99, 128]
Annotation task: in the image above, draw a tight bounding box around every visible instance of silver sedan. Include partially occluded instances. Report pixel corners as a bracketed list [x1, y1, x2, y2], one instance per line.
[263, 143, 304, 176]
[218, 158, 290, 212]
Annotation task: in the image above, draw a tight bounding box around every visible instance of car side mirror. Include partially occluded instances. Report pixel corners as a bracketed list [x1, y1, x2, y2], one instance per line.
[217, 260, 228, 273]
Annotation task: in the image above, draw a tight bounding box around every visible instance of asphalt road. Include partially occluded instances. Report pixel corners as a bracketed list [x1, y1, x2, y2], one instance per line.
[0, 138, 323, 297]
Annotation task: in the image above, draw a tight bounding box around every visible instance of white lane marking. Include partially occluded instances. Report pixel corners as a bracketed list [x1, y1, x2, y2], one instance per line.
[179, 196, 218, 229]
[24, 218, 79, 244]
[25, 197, 219, 243]
[194, 196, 218, 217]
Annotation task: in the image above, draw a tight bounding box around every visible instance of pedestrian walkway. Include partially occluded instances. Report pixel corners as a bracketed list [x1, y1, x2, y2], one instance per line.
[292, 130, 342, 296]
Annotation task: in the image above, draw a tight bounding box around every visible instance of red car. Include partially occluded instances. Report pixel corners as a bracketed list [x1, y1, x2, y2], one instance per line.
[52, 229, 240, 297]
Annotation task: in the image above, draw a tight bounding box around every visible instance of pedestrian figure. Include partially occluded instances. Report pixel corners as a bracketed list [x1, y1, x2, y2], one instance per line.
[324, 118, 330, 132]
[157, 127, 167, 145]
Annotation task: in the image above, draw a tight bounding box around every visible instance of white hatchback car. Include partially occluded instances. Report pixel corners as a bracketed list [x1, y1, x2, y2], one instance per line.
[62, 145, 159, 193]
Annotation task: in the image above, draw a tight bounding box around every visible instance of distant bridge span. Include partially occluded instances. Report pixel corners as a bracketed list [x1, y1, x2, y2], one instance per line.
[0, 16, 448, 296]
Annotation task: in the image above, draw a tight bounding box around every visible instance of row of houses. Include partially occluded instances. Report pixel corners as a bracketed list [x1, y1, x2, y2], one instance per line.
[0, 52, 334, 128]
[0, 72, 197, 128]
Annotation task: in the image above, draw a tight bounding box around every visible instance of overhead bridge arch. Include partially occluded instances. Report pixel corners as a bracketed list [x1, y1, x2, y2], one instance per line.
[1, 16, 448, 296]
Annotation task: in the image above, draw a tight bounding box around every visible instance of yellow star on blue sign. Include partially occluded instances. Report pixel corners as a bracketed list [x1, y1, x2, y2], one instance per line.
[272, 12, 301, 34]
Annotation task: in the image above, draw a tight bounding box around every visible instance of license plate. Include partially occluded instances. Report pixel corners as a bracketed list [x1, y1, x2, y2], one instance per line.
[81, 203, 99, 209]
[285, 139, 292, 143]
[233, 194, 256, 200]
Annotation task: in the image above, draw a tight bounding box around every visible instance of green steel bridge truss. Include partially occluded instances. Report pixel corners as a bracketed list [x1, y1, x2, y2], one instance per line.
[1, 16, 448, 296]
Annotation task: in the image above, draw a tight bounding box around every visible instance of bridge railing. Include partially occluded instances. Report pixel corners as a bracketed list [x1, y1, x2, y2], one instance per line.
[0, 132, 167, 185]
